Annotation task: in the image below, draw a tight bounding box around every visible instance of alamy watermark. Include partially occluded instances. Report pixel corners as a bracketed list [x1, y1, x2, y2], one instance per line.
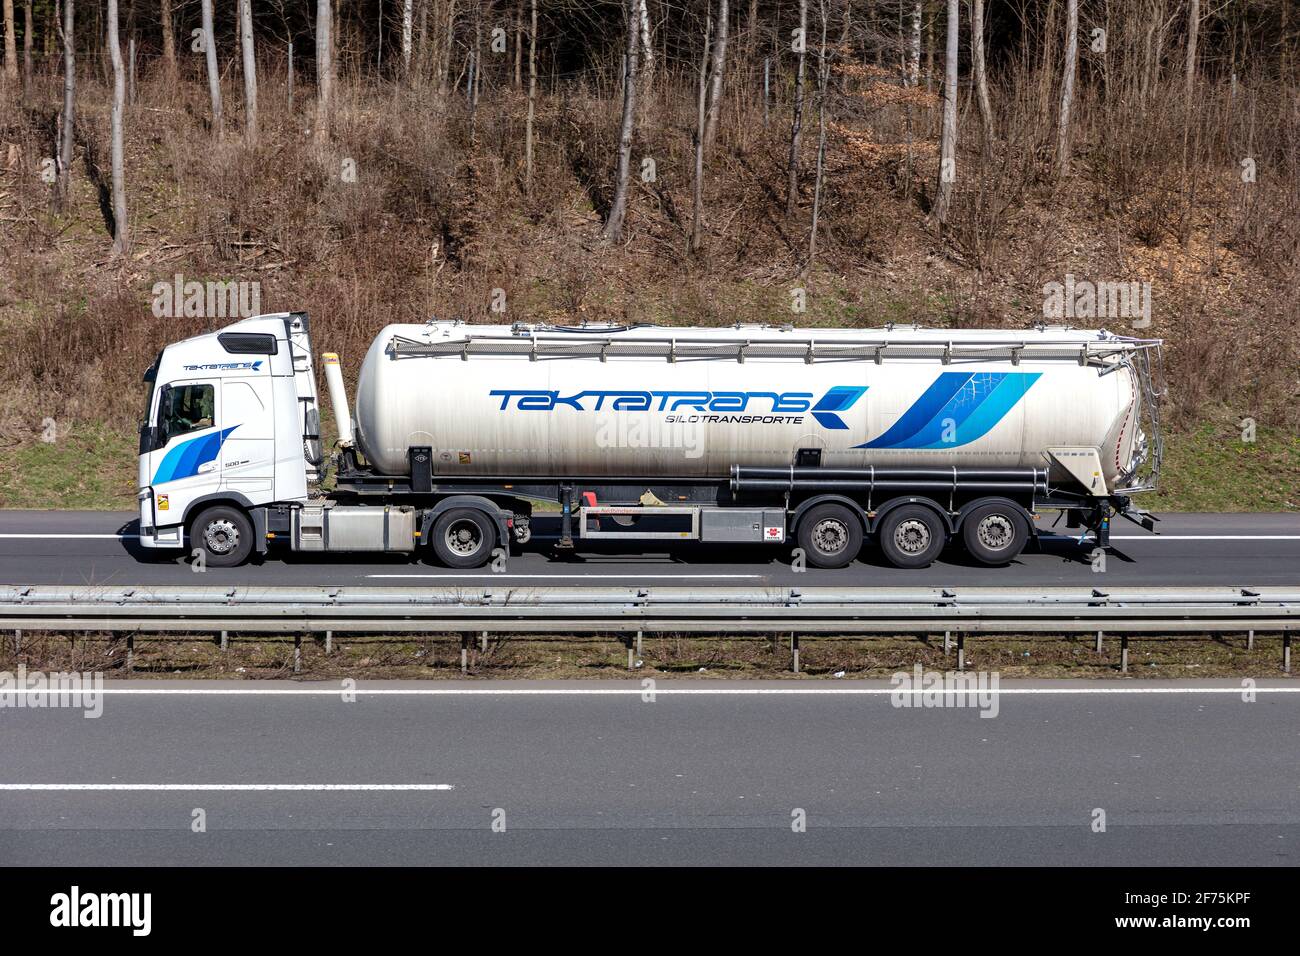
[890, 663, 1000, 718]
[0, 665, 105, 718]
[1042, 274, 1151, 328]
[151, 273, 261, 319]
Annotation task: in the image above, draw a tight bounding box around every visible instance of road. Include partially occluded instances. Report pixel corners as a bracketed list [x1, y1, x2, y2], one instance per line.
[0, 680, 1296, 866]
[1, 510, 1300, 587]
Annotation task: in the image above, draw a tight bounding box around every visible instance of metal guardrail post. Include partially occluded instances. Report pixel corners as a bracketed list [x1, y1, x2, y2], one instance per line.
[293, 635, 302, 674]
[220, 630, 228, 652]
[12, 628, 19, 654]
[126, 634, 134, 672]
[1095, 631, 1104, 653]
[791, 633, 800, 674]
[636, 630, 643, 658]
[1248, 629, 1254, 651]
[957, 634, 965, 672]
[480, 632, 489, 654]
[325, 630, 333, 654]
[625, 636, 634, 670]
[460, 634, 469, 675]
[944, 631, 951, 655]
[1285, 633, 1292, 674]
[1121, 636, 1129, 673]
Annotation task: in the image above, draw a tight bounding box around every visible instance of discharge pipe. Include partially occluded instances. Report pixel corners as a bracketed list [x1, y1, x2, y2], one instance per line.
[322, 353, 354, 448]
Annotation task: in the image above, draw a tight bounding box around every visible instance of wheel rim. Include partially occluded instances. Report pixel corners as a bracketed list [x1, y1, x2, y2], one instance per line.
[976, 513, 1015, 551]
[444, 519, 484, 556]
[893, 518, 931, 556]
[203, 519, 239, 555]
[812, 517, 849, 555]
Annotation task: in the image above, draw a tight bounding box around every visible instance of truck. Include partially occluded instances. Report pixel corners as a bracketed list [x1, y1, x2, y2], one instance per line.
[136, 312, 1163, 570]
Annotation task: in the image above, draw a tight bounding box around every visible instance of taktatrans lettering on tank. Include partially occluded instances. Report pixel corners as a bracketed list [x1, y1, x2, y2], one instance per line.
[487, 388, 820, 414]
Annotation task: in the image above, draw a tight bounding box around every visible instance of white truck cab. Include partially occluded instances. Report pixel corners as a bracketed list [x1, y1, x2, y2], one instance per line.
[137, 313, 321, 562]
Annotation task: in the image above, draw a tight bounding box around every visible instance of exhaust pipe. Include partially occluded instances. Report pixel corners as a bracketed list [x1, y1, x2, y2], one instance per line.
[321, 353, 354, 448]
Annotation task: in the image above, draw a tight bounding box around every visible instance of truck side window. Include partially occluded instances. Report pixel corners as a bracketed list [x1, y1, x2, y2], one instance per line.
[160, 384, 215, 442]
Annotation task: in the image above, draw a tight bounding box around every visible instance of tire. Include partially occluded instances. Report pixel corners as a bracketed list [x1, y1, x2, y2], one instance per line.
[190, 505, 254, 568]
[961, 500, 1030, 566]
[878, 503, 946, 569]
[796, 503, 864, 569]
[431, 508, 498, 569]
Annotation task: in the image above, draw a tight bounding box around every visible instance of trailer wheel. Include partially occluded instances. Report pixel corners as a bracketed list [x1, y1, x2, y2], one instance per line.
[878, 504, 946, 569]
[189, 505, 254, 568]
[431, 508, 497, 569]
[796, 503, 864, 569]
[961, 501, 1029, 566]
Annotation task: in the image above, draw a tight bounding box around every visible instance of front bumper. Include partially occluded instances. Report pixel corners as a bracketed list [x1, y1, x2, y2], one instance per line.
[137, 487, 183, 549]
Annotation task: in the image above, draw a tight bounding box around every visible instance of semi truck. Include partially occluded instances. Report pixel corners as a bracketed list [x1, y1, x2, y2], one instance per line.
[136, 312, 1163, 570]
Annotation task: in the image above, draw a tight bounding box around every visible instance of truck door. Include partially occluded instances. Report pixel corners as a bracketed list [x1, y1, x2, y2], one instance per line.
[144, 379, 226, 526]
[220, 378, 276, 501]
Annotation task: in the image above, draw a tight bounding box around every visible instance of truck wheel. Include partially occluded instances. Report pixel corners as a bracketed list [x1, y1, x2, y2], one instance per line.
[431, 508, 497, 569]
[878, 504, 946, 569]
[796, 503, 863, 569]
[962, 501, 1029, 566]
[190, 505, 254, 568]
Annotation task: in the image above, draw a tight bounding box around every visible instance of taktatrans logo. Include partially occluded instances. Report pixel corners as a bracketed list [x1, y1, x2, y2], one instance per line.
[488, 386, 866, 428]
[181, 360, 264, 372]
[49, 886, 151, 936]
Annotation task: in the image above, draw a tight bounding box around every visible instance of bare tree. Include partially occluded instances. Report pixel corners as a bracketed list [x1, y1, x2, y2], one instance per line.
[107, 0, 129, 256]
[316, 0, 333, 140]
[439, 0, 456, 94]
[1057, 0, 1078, 179]
[971, 0, 993, 142]
[907, 0, 921, 85]
[702, 0, 728, 149]
[513, 0, 522, 88]
[21, 0, 31, 90]
[806, 0, 831, 273]
[786, 0, 808, 217]
[57, 0, 75, 209]
[603, 0, 640, 242]
[239, 0, 257, 144]
[200, 0, 223, 137]
[933, 0, 957, 224]
[2, 0, 16, 86]
[524, 0, 537, 192]
[1184, 0, 1200, 98]
[403, 0, 414, 77]
[691, 3, 712, 251]
[160, 0, 177, 78]
[637, 0, 654, 88]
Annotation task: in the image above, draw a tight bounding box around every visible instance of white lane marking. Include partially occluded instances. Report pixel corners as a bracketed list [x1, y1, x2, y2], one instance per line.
[0, 533, 136, 540]
[366, 573, 763, 579]
[13, 686, 1298, 696]
[0, 783, 453, 791]
[1108, 535, 1300, 541]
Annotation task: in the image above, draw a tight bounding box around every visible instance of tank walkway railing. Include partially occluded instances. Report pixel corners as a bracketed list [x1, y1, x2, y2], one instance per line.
[388, 332, 1164, 366]
[1, 585, 1294, 673]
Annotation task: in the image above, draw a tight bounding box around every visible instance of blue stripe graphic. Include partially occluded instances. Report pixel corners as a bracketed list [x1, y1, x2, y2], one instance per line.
[854, 372, 1040, 449]
[153, 426, 238, 484]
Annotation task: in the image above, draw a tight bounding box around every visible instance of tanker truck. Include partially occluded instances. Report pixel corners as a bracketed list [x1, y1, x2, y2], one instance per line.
[136, 312, 1163, 570]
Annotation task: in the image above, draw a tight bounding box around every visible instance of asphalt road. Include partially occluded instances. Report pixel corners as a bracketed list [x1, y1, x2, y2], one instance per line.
[0, 680, 1296, 866]
[1, 510, 1298, 587]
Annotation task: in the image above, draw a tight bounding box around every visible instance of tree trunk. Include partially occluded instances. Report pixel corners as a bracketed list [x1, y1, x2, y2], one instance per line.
[785, 0, 807, 217]
[907, 1, 920, 86]
[21, 0, 31, 90]
[2, 0, 17, 85]
[1056, 0, 1078, 180]
[637, 0, 654, 89]
[690, 4, 711, 252]
[439, 0, 456, 94]
[402, 0, 414, 77]
[924, 1, 933, 93]
[807, 0, 830, 274]
[703, 0, 728, 149]
[971, 0, 992, 142]
[107, 0, 129, 256]
[239, 0, 257, 144]
[603, 0, 639, 243]
[524, 0, 537, 192]
[513, 0, 522, 88]
[160, 0, 176, 77]
[1184, 0, 1199, 99]
[200, 0, 222, 137]
[933, 0, 957, 224]
[57, 0, 75, 209]
[316, 0, 333, 141]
